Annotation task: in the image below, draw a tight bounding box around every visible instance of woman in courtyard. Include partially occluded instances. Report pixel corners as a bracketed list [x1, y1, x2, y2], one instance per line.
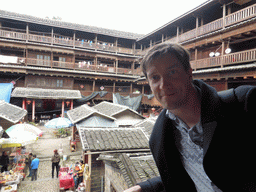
[76, 160, 85, 189]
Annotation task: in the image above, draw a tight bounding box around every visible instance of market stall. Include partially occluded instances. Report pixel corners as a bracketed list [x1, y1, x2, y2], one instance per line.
[59, 167, 74, 191]
[0, 147, 30, 191]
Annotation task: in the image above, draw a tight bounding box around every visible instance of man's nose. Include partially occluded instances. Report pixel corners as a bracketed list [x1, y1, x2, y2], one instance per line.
[159, 76, 171, 89]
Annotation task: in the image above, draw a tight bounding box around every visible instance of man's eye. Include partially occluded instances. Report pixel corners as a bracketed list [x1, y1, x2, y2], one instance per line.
[152, 75, 159, 80]
[169, 70, 176, 75]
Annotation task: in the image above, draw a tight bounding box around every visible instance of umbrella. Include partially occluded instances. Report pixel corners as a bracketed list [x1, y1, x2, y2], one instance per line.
[6, 123, 43, 137]
[44, 117, 73, 129]
[0, 131, 38, 147]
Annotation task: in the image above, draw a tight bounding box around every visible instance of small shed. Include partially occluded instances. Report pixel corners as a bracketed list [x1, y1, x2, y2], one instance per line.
[0, 100, 27, 130]
[78, 127, 150, 192]
[93, 101, 145, 127]
[67, 104, 117, 142]
[98, 153, 160, 192]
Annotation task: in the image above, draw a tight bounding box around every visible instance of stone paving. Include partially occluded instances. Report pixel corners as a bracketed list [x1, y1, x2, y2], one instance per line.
[17, 126, 83, 192]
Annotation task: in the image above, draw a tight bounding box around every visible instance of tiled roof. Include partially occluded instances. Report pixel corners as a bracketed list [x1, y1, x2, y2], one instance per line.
[79, 128, 149, 152]
[0, 100, 27, 123]
[134, 119, 155, 138]
[67, 104, 115, 124]
[93, 101, 144, 118]
[0, 10, 143, 40]
[98, 153, 160, 187]
[11, 87, 82, 99]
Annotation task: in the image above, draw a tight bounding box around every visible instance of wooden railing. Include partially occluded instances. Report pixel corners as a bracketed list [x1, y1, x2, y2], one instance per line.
[1, 56, 142, 76]
[225, 4, 256, 26]
[0, 29, 140, 55]
[161, 3, 256, 45]
[190, 48, 256, 70]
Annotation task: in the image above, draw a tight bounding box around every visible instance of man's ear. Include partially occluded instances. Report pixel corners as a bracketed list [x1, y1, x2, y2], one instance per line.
[187, 68, 193, 81]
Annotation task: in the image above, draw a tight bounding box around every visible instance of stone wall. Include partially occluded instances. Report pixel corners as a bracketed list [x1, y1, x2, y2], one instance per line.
[104, 161, 129, 192]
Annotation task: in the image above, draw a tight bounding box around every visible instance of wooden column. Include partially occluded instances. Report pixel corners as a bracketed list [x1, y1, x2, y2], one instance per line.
[150, 40, 152, 47]
[196, 17, 199, 37]
[32, 99, 35, 122]
[176, 26, 179, 43]
[95, 34, 98, 51]
[61, 100, 65, 117]
[26, 24, 29, 43]
[73, 32, 76, 48]
[92, 80, 96, 92]
[94, 57, 98, 72]
[130, 83, 133, 94]
[113, 82, 116, 93]
[115, 59, 118, 74]
[142, 85, 145, 94]
[162, 34, 164, 43]
[223, 4, 226, 28]
[132, 61, 135, 75]
[115, 38, 118, 53]
[51, 28, 54, 45]
[70, 100, 73, 110]
[221, 41, 225, 68]
[51, 51, 53, 68]
[22, 98, 26, 110]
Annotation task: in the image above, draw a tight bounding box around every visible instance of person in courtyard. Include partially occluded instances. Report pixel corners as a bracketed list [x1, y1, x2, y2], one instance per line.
[0, 151, 9, 173]
[125, 43, 256, 192]
[76, 160, 85, 189]
[25, 153, 33, 177]
[51, 149, 60, 178]
[31, 154, 39, 181]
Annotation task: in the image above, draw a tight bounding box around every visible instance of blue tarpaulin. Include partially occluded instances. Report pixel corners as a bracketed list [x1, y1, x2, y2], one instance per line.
[0, 83, 13, 103]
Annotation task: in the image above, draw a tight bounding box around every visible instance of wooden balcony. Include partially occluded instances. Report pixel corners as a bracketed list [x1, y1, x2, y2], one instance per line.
[165, 3, 256, 44]
[0, 29, 140, 55]
[190, 48, 256, 70]
[1, 56, 142, 76]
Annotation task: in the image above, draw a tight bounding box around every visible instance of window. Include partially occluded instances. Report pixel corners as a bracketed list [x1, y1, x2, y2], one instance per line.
[44, 55, 51, 66]
[57, 79, 63, 88]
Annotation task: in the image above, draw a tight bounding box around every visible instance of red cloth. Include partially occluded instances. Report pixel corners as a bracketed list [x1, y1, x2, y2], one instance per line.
[59, 172, 74, 189]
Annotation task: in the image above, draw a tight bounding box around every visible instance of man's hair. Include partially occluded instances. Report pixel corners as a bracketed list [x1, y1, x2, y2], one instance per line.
[33, 154, 36, 158]
[140, 43, 191, 78]
[29, 153, 33, 156]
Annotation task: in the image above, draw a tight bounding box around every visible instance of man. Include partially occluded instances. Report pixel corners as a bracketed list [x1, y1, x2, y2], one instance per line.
[31, 154, 39, 181]
[125, 43, 256, 191]
[25, 153, 33, 177]
[51, 149, 60, 178]
[0, 151, 9, 173]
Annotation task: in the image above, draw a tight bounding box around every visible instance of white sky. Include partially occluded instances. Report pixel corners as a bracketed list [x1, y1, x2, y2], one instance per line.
[1, 0, 207, 35]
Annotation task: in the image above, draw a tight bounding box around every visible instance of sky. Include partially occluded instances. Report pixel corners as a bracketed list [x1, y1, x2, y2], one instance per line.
[1, 0, 207, 35]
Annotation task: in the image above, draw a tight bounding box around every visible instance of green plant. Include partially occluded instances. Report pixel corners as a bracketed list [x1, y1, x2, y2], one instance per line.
[29, 122, 37, 126]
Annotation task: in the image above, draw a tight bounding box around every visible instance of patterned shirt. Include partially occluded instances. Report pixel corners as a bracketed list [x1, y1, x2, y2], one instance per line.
[166, 111, 222, 192]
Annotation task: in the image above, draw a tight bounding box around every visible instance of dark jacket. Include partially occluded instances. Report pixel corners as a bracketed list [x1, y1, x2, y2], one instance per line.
[0, 155, 9, 166]
[139, 80, 256, 192]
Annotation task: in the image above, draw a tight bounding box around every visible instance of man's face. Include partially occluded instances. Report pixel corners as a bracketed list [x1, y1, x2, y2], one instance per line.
[146, 54, 193, 110]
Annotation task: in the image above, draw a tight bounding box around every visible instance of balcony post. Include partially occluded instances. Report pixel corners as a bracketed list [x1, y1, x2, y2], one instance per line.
[32, 99, 36, 122]
[113, 82, 116, 93]
[95, 34, 98, 51]
[115, 59, 118, 74]
[94, 56, 98, 72]
[176, 26, 179, 43]
[115, 38, 118, 53]
[26, 24, 29, 43]
[92, 80, 95, 92]
[132, 61, 135, 75]
[51, 51, 53, 68]
[196, 16, 199, 37]
[221, 41, 225, 68]
[223, 4, 226, 28]
[51, 28, 54, 45]
[73, 32, 76, 48]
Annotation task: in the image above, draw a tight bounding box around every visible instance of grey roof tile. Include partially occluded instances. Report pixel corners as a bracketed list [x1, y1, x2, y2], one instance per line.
[0, 100, 27, 123]
[79, 128, 149, 151]
[0, 9, 143, 39]
[11, 87, 82, 99]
